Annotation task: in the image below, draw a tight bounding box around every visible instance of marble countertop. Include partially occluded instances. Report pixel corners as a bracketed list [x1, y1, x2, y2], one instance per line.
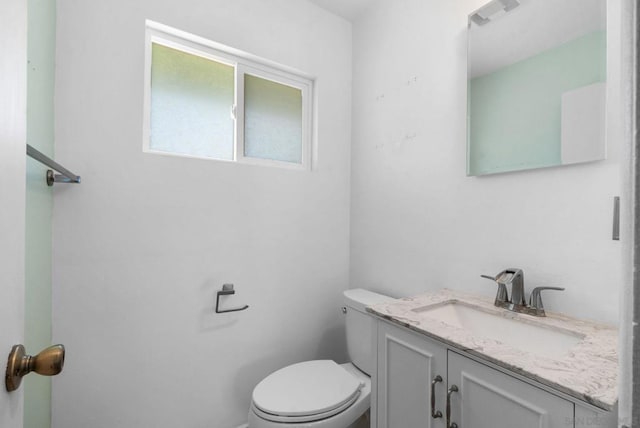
[367, 289, 618, 411]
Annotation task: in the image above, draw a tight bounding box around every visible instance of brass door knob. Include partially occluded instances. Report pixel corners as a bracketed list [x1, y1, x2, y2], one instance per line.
[5, 344, 65, 392]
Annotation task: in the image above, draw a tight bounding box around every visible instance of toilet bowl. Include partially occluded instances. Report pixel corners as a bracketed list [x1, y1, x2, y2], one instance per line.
[247, 289, 394, 428]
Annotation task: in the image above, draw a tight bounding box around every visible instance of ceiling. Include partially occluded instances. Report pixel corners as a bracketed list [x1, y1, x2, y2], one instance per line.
[307, 0, 374, 21]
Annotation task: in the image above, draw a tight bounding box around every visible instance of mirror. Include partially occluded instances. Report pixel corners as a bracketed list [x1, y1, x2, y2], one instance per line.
[467, 0, 607, 176]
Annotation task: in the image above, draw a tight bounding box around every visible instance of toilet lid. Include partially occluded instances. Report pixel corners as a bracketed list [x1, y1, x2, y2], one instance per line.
[252, 360, 364, 417]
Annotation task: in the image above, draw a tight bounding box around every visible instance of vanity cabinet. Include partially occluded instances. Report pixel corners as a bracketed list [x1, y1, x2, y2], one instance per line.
[375, 320, 614, 428]
[447, 351, 573, 428]
[376, 320, 447, 428]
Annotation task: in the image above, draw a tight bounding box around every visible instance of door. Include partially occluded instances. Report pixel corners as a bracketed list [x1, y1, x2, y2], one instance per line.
[0, 0, 27, 427]
[447, 351, 573, 428]
[377, 321, 447, 428]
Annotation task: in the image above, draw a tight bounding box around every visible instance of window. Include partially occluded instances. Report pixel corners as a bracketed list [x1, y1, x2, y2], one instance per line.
[143, 21, 313, 169]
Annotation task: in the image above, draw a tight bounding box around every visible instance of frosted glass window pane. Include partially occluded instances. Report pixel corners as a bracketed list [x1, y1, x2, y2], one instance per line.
[244, 75, 303, 163]
[150, 43, 234, 160]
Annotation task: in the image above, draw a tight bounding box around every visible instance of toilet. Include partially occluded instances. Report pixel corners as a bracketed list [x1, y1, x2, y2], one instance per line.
[247, 289, 394, 428]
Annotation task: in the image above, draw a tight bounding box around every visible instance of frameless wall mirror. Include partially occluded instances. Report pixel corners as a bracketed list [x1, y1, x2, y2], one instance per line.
[467, 0, 607, 176]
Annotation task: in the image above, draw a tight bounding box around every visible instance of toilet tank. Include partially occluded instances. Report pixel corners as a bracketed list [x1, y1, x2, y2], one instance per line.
[343, 289, 394, 376]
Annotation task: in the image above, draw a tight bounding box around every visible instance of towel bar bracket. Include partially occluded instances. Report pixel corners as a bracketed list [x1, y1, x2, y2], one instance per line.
[45, 170, 81, 187]
[27, 144, 80, 186]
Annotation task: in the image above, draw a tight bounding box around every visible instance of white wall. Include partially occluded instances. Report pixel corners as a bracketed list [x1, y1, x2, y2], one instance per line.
[350, 0, 623, 325]
[52, 1, 351, 427]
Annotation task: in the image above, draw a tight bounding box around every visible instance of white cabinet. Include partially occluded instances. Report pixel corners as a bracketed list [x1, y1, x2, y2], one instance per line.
[447, 351, 574, 428]
[375, 320, 614, 428]
[376, 321, 447, 428]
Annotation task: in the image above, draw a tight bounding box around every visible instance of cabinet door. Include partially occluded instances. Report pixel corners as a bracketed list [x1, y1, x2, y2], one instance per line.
[574, 403, 617, 428]
[447, 351, 573, 428]
[377, 321, 447, 428]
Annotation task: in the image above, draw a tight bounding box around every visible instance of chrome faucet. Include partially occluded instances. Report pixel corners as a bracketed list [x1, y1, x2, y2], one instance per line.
[481, 269, 564, 317]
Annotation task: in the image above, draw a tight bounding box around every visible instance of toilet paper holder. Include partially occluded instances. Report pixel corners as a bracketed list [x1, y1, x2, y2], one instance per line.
[216, 284, 249, 314]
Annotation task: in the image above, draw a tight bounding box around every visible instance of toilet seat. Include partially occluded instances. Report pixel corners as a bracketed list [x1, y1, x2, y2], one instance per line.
[251, 360, 364, 423]
[251, 390, 361, 423]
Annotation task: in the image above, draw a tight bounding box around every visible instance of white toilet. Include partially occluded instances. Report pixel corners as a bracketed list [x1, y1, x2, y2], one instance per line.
[247, 289, 394, 428]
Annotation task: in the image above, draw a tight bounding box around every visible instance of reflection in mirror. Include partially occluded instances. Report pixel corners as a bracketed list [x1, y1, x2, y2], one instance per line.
[467, 0, 607, 176]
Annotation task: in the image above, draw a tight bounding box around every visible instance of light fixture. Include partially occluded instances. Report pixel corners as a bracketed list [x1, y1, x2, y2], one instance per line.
[470, 0, 521, 26]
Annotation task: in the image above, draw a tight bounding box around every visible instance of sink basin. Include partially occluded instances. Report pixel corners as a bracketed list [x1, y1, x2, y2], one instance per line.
[412, 301, 585, 359]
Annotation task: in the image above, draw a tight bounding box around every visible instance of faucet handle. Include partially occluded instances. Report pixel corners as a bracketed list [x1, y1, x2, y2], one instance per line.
[528, 286, 565, 316]
[481, 274, 509, 304]
[506, 269, 526, 307]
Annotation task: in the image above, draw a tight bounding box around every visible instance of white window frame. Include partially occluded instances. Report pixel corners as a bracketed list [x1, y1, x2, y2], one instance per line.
[143, 20, 314, 170]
